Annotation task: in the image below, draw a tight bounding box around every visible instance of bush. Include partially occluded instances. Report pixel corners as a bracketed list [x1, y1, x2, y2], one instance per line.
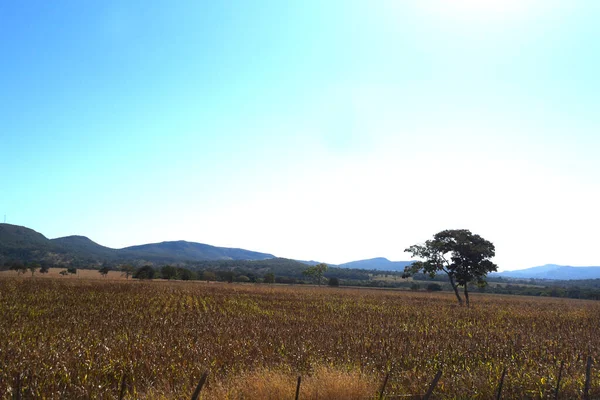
[275, 276, 297, 284]
[328, 277, 340, 287]
[217, 271, 235, 283]
[201, 271, 217, 282]
[263, 273, 275, 284]
[134, 265, 155, 280]
[426, 283, 443, 292]
[177, 267, 194, 281]
[160, 265, 178, 280]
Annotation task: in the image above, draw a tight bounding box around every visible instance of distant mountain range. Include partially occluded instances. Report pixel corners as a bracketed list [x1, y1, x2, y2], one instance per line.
[0, 223, 273, 266]
[338, 257, 414, 271]
[0, 223, 417, 270]
[493, 264, 600, 280]
[297, 258, 413, 271]
[3, 224, 598, 279]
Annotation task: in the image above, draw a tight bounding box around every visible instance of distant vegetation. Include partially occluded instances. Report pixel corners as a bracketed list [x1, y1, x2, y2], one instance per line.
[3, 223, 600, 301]
[0, 223, 273, 267]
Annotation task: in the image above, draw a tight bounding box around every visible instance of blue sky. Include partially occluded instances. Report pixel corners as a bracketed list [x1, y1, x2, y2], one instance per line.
[1, 1, 599, 270]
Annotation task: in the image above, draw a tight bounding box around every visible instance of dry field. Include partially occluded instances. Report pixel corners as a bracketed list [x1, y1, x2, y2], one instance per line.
[0, 267, 128, 280]
[0, 276, 599, 399]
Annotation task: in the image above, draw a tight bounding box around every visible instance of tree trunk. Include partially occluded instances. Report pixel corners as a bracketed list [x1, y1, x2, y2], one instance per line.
[447, 274, 463, 306]
[464, 285, 470, 307]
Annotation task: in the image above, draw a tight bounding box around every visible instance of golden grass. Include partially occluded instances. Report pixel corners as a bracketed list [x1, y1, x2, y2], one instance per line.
[0, 267, 128, 280]
[0, 276, 599, 399]
[139, 367, 377, 400]
[207, 366, 377, 400]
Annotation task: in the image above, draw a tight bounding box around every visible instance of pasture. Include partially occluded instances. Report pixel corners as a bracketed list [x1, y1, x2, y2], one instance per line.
[0, 276, 598, 399]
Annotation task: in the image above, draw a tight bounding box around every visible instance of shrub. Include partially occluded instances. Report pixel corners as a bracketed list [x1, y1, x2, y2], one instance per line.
[201, 271, 217, 282]
[426, 283, 443, 292]
[263, 273, 275, 284]
[134, 265, 155, 280]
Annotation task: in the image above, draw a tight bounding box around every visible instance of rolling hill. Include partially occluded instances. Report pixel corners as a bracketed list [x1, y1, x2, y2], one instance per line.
[493, 264, 600, 280]
[337, 257, 413, 271]
[121, 241, 273, 262]
[0, 223, 273, 266]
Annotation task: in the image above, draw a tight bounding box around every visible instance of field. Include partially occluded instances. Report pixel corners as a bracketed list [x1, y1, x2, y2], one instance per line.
[1, 277, 599, 399]
[0, 268, 128, 280]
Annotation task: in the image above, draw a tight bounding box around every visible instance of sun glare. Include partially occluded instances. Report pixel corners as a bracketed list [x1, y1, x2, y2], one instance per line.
[420, 0, 542, 23]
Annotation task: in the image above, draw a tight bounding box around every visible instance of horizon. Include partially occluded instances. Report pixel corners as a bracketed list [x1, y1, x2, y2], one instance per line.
[2, 221, 599, 272]
[1, 1, 599, 271]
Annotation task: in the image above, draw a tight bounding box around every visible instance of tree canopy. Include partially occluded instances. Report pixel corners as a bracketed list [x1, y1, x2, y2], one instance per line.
[403, 229, 497, 306]
[303, 263, 328, 286]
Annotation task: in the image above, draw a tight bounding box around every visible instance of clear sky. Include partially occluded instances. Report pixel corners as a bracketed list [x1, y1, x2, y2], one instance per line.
[1, 1, 598, 270]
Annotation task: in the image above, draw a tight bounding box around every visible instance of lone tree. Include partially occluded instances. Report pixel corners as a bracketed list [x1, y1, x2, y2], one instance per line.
[263, 272, 275, 284]
[403, 229, 497, 306]
[303, 263, 328, 286]
[120, 264, 135, 279]
[28, 262, 40, 277]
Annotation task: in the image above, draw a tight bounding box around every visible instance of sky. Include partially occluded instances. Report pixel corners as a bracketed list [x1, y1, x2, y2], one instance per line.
[1, 1, 599, 270]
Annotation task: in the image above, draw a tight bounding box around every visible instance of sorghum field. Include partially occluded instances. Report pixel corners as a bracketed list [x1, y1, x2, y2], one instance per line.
[1, 277, 599, 399]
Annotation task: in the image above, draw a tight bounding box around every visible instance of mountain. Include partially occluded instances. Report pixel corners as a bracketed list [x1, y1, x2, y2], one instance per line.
[494, 264, 600, 280]
[51, 235, 118, 260]
[0, 223, 273, 266]
[0, 223, 50, 248]
[121, 241, 273, 262]
[337, 257, 413, 272]
[296, 260, 324, 266]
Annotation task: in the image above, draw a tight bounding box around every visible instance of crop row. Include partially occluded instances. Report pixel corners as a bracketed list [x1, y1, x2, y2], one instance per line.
[0, 278, 599, 398]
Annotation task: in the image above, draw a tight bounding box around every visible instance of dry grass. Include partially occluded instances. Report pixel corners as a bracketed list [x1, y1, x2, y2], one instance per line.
[199, 367, 376, 400]
[0, 276, 599, 399]
[140, 367, 377, 400]
[0, 267, 128, 280]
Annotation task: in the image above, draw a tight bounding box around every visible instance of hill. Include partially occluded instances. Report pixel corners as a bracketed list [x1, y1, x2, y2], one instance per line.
[0, 223, 273, 266]
[493, 264, 600, 280]
[0, 223, 55, 260]
[121, 241, 273, 262]
[51, 235, 119, 260]
[337, 257, 413, 271]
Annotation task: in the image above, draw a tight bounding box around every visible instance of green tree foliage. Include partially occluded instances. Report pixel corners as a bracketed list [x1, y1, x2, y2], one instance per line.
[328, 277, 340, 287]
[176, 267, 194, 281]
[28, 262, 40, 276]
[119, 264, 135, 279]
[39, 264, 50, 274]
[263, 272, 275, 284]
[160, 265, 178, 280]
[10, 262, 27, 275]
[275, 276, 297, 284]
[303, 263, 328, 286]
[98, 266, 111, 277]
[403, 229, 497, 306]
[67, 267, 77, 275]
[134, 265, 155, 280]
[217, 271, 234, 283]
[201, 271, 216, 282]
[426, 283, 443, 292]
